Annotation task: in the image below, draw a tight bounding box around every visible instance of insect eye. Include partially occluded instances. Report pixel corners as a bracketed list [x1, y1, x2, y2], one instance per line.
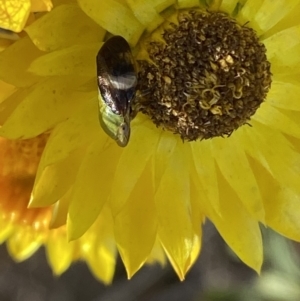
[120, 123, 129, 134]
[116, 122, 130, 147]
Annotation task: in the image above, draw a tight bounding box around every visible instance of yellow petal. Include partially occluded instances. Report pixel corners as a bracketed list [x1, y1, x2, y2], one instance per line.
[126, 0, 164, 32]
[270, 54, 300, 76]
[265, 2, 300, 38]
[208, 0, 222, 11]
[156, 144, 194, 280]
[188, 168, 204, 270]
[267, 80, 300, 111]
[146, 238, 167, 266]
[153, 131, 177, 191]
[0, 0, 31, 32]
[0, 36, 42, 87]
[30, 149, 84, 207]
[110, 119, 159, 216]
[219, 0, 239, 14]
[248, 155, 300, 242]
[236, 0, 262, 27]
[0, 218, 13, 243]
[82, 207, 117, 284]
[114, 163, 157, 278]
[50, 189, 71, 229]
[268, 187, 300, 241]
[263, 25, 300, 60]
[29, 43, 101, 77]
[84, 239, 117, 284]
[46, 229, 74, 275]
[0, 80, 16, 103]
[78, 0, 144, 46]
[7, 227, 44, 261]
[190, 140, 220, 216]
[253, 0, 300, 35]
[0, 88, 28, 126]
[30, 0, 53, 11]
[177, 0, 201, 8]
[25, 4, 105, 51]
[151, 0, 176, 12]
[195, 170, 263, 273]
[262, 25, 300, 74]
[0, 37, 13, 52]
[253, 102, 300, 139]
[68, 139, 122, 240]
[211, 135, 265, 222]
[0, 77, 93, 139]
[188, 233, 201, 271]
[39, 99, 100, 166]
[240, 123, 300, 199]
[286, 135, 300, 153]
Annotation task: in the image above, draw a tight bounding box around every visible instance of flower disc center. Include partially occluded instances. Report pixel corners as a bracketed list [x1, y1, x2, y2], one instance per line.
[136, 10, 272, 141]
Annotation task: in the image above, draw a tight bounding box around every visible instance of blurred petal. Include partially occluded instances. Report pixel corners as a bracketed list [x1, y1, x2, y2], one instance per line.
[7, 227, 44, 261]
[25, 4, 105, 51]
[82, 207, 117, 285]
[0, 217, 13, 243]
[46, 228, 74, 275]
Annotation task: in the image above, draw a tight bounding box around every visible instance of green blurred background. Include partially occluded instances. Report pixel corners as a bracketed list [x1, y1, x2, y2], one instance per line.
[1, 222, 299, 301]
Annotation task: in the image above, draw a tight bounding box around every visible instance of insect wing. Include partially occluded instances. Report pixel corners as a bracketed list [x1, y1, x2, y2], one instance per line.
[96, 36, 137, 117]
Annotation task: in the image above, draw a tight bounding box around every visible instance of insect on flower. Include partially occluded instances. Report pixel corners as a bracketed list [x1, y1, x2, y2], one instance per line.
[96, 35, 137, 147]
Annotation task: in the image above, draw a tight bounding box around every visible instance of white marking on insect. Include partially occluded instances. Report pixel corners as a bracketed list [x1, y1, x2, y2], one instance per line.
[96, 36, 137, 147]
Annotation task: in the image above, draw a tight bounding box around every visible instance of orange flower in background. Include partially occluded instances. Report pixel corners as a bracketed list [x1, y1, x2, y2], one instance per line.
[0, 0, 300, 283]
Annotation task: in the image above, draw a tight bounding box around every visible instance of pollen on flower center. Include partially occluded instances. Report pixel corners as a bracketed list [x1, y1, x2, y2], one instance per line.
[136, 10, 272, 141]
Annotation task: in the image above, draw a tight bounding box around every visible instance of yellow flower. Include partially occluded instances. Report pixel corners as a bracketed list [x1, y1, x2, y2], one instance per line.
[0, 0, 300, 283]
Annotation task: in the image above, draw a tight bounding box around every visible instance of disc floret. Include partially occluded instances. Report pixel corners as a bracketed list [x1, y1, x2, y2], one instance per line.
[137, 10, 272, 141]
